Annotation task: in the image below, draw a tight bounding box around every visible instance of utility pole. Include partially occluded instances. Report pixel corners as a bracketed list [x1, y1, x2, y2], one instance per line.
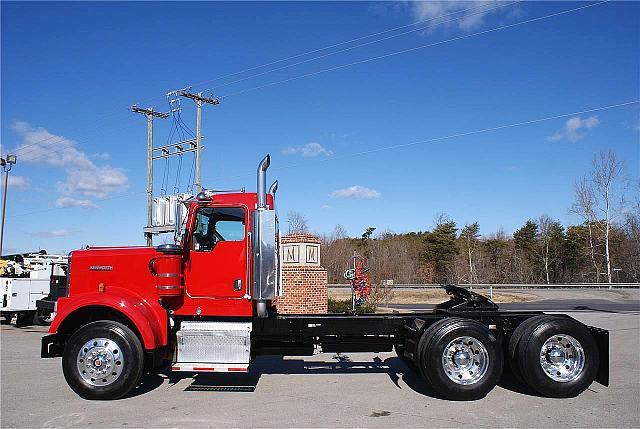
[0, 155, 17, 256]
[130, 105, 168, 246]
[177, 90, 219, 192]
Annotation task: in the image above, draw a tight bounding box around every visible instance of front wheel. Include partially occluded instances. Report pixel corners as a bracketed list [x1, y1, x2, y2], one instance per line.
[419, 319, 503, 400]
[62, 321, 144, 400]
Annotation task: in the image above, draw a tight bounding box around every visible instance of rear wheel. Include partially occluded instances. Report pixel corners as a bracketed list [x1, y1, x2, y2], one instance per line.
[507, 315, 556, 383]
[62, 321, 144, 400]
[514, 316, 598, 398]
[419, 318, 503, 400]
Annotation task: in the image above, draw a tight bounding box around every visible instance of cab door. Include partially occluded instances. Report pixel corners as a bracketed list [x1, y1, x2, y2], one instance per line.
[184, 205, 248, 299]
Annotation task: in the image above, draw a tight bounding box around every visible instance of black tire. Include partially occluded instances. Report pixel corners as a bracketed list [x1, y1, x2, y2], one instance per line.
[415, 318, 459, 379]
[394, 343, 416, 371]
[62, 321, 144, 400]
[419, 318, 503, 400]
[515, 316, 599, 398]
[15, 311, 35, 327]
[33, 310, 53, 326]
[507, 315, 556, 383]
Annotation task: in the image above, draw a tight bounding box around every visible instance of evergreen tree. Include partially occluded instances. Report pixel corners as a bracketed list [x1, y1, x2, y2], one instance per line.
[513, 220, 538, 282]
[564, 225, 591, 282]
[483, 235, 509, 283]
[358, 227, 376, 258]
[423, 220, 458, 283]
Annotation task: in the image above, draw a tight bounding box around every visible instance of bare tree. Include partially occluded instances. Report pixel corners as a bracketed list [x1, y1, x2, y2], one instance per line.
[571, 178, 602, 282]
[321, 224, 352, 283]
[537, 215, 564, 285]
[459, 223, 480, 284]
[287, 211, 309, 234]
[591, 151, 626, 285]
[622, 185, 640, 281]
[539, 215, 553, 284]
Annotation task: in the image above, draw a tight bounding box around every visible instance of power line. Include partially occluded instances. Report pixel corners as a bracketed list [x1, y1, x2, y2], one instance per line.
[311, 100, 640, 164]
[209, 99, 638, 180]
[6, 189, 148, 218]
[4, 1, 588, 164]
[4, 2, 517, 176]
[13, 102, 171, 165]
[15, 121, 140, 166]
[10, 110, 131, 157]
[13, 0, 499, 162]
[11, 110, 137, 164]
[4, 0, 608, 164]
[6, 99, 637, 219]
[221, 1, 611, 99]
[190, 1, 519, 90]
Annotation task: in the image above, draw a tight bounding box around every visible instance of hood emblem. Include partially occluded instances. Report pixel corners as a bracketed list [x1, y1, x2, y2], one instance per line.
[90, 266, 113, 271]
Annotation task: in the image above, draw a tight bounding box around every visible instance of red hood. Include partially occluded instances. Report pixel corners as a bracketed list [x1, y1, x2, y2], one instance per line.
[69, 246, 175, 296]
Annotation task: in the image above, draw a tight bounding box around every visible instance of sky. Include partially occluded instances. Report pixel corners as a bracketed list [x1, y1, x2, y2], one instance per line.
[1, 1, 639, 255]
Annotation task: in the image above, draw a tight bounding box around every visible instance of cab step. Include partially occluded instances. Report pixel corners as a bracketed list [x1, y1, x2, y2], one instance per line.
[171, 363, 249, 372]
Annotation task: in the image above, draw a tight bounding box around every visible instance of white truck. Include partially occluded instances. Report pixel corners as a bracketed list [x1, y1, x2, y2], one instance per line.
[1, 252, 68, 326]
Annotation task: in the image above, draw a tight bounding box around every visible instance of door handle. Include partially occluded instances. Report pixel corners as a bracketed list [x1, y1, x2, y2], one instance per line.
[233, 279, 242, 291]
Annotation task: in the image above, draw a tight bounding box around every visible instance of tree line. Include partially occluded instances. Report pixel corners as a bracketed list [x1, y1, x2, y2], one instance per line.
[291, 151, 639, 285]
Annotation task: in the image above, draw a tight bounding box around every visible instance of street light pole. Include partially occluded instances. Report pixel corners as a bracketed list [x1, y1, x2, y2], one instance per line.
[0, 155, 17, 256]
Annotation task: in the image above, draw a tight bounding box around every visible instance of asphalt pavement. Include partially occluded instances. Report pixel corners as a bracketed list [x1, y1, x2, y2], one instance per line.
[2, 308, 639, 428]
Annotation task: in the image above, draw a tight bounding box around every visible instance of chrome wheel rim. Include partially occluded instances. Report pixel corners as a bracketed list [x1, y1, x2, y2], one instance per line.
[441, 336, 489, 385]
[77, 338, 124, 386]
[540, 334, 585, 382]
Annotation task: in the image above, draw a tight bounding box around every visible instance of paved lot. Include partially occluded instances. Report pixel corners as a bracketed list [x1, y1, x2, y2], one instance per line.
[1, 311, 639, 428]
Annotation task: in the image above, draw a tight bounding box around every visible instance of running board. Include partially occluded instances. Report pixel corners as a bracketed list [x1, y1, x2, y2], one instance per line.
[171, 363, 249, 373]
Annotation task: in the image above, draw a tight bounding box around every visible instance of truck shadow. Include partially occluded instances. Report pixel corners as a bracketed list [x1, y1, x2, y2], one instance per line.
[127, 354, 543, 400]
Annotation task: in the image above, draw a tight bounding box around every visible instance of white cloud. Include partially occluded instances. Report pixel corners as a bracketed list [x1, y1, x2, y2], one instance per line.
[56, 167, 128, 199]
[283, 142, 333, 157]
[3, 175, 30, 189]
[547, 116, 600, 142]
[625, 117, 640, 132]
[330, 185, 381, 200]
[321, 204, 332, 210]
[31, 229, 68, 238]
[91, 152, 111, 161]
[411, 1, 522, 33]
[54, 197, 98, 209]
[12, 121, 94, 169]
[11, 121, 128, 205]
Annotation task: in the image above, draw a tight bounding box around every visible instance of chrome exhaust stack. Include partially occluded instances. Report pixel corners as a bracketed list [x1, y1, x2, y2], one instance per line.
[268, 180, 278, 204]
[253, 155, 276, 318]
[257, 154, 270, 210]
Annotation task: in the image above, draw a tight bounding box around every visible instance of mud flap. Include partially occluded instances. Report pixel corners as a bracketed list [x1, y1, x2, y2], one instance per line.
[587, 325, 609, 386]
[41, 333, 64, 358]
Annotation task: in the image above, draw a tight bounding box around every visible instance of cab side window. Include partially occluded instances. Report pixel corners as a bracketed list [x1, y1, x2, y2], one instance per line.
[192, 207, 245, 252]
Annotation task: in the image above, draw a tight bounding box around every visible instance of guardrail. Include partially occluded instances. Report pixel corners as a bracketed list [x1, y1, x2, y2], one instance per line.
[329, 283, 640, 290]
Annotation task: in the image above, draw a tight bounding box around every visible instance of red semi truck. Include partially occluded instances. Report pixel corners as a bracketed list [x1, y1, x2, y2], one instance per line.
[41, 155, 608, 400]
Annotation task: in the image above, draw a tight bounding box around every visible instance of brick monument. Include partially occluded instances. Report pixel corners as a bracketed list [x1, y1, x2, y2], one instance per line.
[275, 233, 328, 314]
